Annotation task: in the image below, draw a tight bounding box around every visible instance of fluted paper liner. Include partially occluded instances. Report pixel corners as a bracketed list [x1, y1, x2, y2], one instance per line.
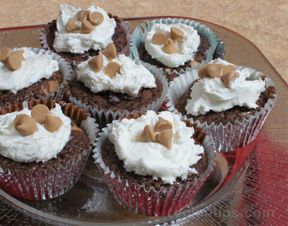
[68, 62, 168, 127]
[92, 119, 216, 216]
[0, 99, 98, 200]
[40, 15, 131, 67]
[167, 68, 277, 152]
[130, 18, 221, 75]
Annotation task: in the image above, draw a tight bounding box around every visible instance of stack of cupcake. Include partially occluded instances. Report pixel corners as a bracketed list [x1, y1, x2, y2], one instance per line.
[0, 2, 276, 218]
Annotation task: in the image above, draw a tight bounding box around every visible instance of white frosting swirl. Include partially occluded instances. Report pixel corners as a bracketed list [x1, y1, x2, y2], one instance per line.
[77, 54, 156, 97]
[185, 59, 266, 116]
[54, 4, 116, 54]
[0, 104, 71, 163]
[144, 23, 200, 67]
[109, 111, 204, 184]
[0, 48, 59, 94]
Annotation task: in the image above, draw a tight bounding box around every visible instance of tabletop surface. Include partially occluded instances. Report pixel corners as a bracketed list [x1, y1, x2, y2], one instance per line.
[0, 0, 287, 84]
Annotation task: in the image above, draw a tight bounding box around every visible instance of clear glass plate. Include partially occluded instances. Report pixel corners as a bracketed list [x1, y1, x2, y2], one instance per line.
[0, 17, 287, 225]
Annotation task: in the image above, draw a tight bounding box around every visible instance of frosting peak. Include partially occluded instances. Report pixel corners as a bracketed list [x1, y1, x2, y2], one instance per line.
[109, 111, 204, 184]
[185, 59, 266, 116]
[54, 4, 116, 54]
[145, 23, 200, 67]
[0, 48, 59, 94]
[77, 54, 156, 97]
[0, 104, 71, 163]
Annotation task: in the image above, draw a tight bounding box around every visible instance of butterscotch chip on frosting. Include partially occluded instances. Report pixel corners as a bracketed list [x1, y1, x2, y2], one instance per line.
[156, 129, 173, 149]
[101, 43, 117, 59]
[88, 55, 103, 72]
[5, 50, 24, 71]
[14, 114, 37, 136]
[154, 117, 172, 132]
[152, 32, 168, 45]
[31, 104, 50, 124]
[199, 64, 237, 78]
[103, 61, 121, 78]
[88, 12, 104, 25]
[162, 38, 177, 54]
[44, 115, 62, 132]
[77, 10, 90, 21]
[136, 125, 156, 142]
[66, 18, 81, 32]
[170, 27, 184, 41]
[81, 19, 94, 34]
[222, 64, 236, 75]
[221, 70, 239, 88]
[0, 47, 12, 62]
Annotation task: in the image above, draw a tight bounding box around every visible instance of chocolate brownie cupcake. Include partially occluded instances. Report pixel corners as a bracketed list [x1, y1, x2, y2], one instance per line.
[167, 59, 276, 152]
[130, 18, 223, 80]
[0, 99, 98, 200]
[0, 47, 71, 107]
[40, 3, 130, 65]
[93, 111, 216, 216]
[64, 45, 168, 126]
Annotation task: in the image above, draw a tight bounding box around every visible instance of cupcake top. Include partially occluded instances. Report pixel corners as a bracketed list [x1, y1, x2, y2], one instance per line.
[77, 44, 156, 97]
[109, 111, 204, 184]
[0, 104, 71, 163]
[0, 47, 59, 94]
[53, 4, 116, 54]
[144, 23, 200, 68]
[185, 59, 266, 116]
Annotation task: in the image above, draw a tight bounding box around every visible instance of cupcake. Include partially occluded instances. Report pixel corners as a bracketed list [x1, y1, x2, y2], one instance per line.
[0, 47, 71, 107]
[0, 99, 98, 200]
[93, 110, 216, 216]
[168, 59, 277, 152]
[130, 18, 223, 79]
[64, 43, 168, 126]
[40, 3, 130, 65]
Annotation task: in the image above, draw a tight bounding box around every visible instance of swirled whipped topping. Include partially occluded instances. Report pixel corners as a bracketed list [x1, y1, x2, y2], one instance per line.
[185, 59, 266, 116]
[0, 104, 71, 163]
[144, 23, 200, 67]
[0, 48, 59, 94]
[109, 111, 204, 184]
[54, 4, 116, 54]
[77, 54, 156, 97]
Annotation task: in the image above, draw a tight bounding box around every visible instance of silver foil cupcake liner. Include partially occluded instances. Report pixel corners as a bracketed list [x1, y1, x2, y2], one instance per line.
[0, 101, 98, 200]
[68, 62, 168, 127]
[130, 18, 223, 76]
[167, 67, 277, 152]
[92, 120, 216, 216]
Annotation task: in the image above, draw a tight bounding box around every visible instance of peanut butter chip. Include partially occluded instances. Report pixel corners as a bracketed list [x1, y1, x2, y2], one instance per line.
[14, 114, 37, 136]
[101, 43, 117, 59]
[136, 125, 156, 142]
[89, 55, 103, 72]
[81, 19, 94, 34]
[66, 18, 81, 32]
[221, 71, 239, 88]
[0, 47, 12, 62]
[5, 50, 24, 71]
[222, 64, 236, 75]
[154, 117, 172, 132]
[47, 80, 59, 93]
[206, 64, 223, 78]
[170, 27, 184, 40]
[44, 115, 62, 132]
[88, 12, 104, 25]
[156, 129, 173, 149]
[72, 126, 83, 133]
[162, 38, 177, 54]
[31, 104, 50, 124]
[152, 32, 168, 45]
[103, 61, 121, 78]
[77, 10, 90, 21]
